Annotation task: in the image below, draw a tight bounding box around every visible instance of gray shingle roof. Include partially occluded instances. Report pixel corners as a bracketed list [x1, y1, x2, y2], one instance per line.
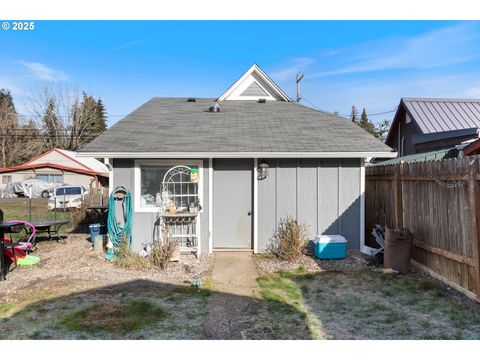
[402, 97, 480, 134]
[80, 98, 393, 154]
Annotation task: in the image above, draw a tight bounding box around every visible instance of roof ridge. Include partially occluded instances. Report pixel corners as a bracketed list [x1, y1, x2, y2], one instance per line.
[152, 97, 216, 100]
[402, 97, 480, 103]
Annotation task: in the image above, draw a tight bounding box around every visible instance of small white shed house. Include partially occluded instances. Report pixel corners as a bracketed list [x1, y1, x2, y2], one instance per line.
[79, 64, 396, 255]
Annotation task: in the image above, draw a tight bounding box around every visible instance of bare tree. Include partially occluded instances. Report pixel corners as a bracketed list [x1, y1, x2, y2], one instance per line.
[14, 120, 45, 166]
[28, 85, 107, 151]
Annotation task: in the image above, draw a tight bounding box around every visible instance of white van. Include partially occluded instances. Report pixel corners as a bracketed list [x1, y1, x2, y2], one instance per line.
[48, 185, 88, 210]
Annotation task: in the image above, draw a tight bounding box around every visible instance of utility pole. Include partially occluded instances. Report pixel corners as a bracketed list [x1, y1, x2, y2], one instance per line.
[350, 105, 357, 122]
[296, 72, 304, 103]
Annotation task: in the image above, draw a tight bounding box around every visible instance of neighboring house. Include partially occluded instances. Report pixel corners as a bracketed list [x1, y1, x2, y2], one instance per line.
[385, 98, 480, 157]
[0, 148, 109, 189]
[378, 147, 459, 165]
[79, 64, 395, 255]
[463, 137, 480, 156]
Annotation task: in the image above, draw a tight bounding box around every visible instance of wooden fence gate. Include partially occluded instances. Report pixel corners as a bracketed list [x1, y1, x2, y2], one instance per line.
[365, 157, 480, 301]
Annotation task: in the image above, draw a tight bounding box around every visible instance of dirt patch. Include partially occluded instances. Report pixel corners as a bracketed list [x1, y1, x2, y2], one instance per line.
[0, 234, 214, 304]
[0, 235, 214, 339]
[254, 249, 370, 274]
[203, 252, 263, 340]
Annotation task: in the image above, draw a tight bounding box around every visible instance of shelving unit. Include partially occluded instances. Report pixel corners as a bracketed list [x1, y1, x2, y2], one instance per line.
[158, 165, 200, 253]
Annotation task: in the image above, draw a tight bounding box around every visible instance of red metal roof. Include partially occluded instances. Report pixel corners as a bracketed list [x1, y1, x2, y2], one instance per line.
[22, 148, 96, 172]
[0, 162, 106, 177]
[464, 138, 480, 156]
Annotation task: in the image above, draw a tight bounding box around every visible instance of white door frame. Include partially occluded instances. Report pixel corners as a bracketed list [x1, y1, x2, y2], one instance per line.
[209, 158, 256, 252]
[253, 158, 258, 253]
[208, 158, 213, 254]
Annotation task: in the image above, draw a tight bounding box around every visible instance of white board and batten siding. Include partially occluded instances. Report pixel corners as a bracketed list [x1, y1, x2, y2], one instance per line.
[113, 157, 364, 254]
[257, 158, 363, 252]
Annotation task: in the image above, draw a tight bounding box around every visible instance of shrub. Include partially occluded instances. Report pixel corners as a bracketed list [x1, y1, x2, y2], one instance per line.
[71, 202, 101, 232]
[114, 241, 151, 271]
[268, 216, 308, 261]
[150, 239, 178, 270]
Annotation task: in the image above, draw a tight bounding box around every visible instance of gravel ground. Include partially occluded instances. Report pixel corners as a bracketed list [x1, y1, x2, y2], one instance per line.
[254, 249, 370, 274]
[0, 234, 214, 304]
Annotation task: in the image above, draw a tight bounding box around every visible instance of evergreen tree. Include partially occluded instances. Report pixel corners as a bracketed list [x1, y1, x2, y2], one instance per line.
[94, 98, 107, 133]
[66, 93, 108, 150]
[0, 89, 18, 167]
[358, 108, 376, 135]
[350, 107, 390, 140]
[42, 98, 63, 148]
[0, 89, 15, 111]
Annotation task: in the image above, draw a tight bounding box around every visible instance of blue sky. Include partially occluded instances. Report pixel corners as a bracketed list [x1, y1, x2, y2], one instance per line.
[1, 20, 480, 126]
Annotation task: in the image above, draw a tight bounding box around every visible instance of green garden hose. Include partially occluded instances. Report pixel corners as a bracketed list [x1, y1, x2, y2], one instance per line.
[107, 186, 132, 252]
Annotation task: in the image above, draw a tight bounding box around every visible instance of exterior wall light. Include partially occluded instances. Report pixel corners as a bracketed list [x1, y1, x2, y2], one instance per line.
[257, 161, 269, 180]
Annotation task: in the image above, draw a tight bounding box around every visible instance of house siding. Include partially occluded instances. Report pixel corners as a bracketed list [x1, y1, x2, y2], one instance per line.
[389, 113, 421, 156]
[257, 158, 362, 252]
[112, 158, 210, 255]
[387, 102, 480, 157]
[113, 157, 362, 254]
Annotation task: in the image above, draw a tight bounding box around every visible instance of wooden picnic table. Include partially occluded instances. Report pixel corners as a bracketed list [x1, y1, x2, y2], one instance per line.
[0, 221, 23, 281]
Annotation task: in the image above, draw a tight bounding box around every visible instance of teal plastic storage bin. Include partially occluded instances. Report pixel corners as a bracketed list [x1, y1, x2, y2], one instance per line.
[314, 235, 347, 259]
[89, 223, 107, 242]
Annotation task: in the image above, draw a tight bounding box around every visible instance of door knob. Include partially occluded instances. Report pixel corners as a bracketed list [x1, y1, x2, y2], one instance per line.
[247, 211, 252, 216]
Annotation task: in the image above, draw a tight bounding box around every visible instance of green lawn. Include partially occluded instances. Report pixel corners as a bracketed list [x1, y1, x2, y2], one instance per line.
[253, 268, 480, 340]
[1, 198, 72, 220]
[0, 198, 84, 233]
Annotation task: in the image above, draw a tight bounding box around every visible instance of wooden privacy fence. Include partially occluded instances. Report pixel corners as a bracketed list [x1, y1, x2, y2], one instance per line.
[365, 157, 480, 301]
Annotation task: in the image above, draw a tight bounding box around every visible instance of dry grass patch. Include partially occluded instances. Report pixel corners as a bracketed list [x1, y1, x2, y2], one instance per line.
[60, 299, 168, 335]
[256, 268, 480, 340]
[113, 242, 151, 271]
[252, 269, 323, 339]
[0, 303, 16, 318]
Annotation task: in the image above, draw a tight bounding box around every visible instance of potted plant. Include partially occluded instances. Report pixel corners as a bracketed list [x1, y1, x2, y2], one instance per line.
[189, 200, 200, 214]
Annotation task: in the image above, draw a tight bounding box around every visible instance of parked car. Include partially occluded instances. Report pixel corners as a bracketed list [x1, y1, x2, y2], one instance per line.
[48, 185, 88, 210]
[1, 179, 61, 198]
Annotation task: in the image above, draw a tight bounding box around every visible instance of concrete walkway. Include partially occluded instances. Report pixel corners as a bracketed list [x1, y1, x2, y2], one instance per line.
[203, 252, 261, 339]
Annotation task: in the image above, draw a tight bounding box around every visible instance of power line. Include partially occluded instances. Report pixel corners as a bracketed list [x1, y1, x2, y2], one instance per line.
[362, 108, 398, 117]
[0, 111, 126, 118]
[300, 95, 397, 118]
[300, 96, 349, 119]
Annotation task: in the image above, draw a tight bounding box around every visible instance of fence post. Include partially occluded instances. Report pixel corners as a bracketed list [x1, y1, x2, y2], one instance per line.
[468, 159, 480, 301]
[394, 162, 404, 229]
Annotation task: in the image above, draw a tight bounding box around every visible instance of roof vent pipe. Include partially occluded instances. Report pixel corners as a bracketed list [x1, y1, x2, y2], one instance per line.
[208, 102, 220, 112]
